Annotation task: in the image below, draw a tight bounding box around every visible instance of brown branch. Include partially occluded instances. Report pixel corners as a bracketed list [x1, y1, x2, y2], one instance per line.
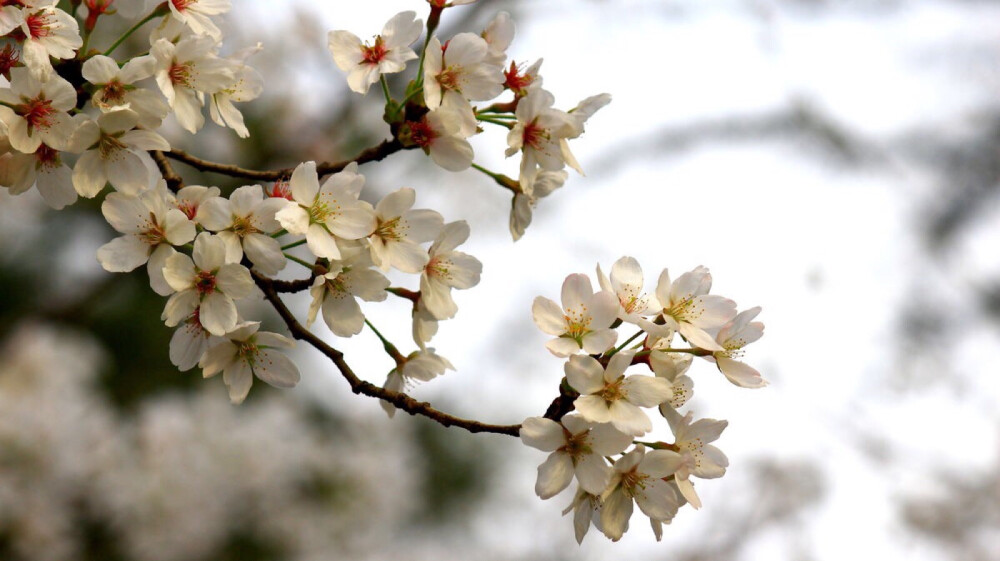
[165, 138, 411, 182]
[254, 272, 522, 437]
[150, 150, 183, 192]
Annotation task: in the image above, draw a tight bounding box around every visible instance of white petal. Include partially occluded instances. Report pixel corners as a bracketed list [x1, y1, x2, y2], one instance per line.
[519, 417, 565, 452]
[535, 453, 574, 500]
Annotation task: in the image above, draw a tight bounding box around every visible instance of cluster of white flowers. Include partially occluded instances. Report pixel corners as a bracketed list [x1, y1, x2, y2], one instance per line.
[522, 256, 766, 542]
[327, 6, 609, 240]
[0, 1, 767, 546]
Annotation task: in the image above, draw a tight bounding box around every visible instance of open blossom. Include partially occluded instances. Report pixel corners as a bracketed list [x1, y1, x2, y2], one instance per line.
[162, 233, 254, 337]
[520, 414, 631, 499]
[419, 220, 482, 320]
[504, 58, 543, 98]
[649, 348, 694, 414]
[166, 0, 231, 41]
[209, 43, 264, 138]
[707, 306, 767, 388]
[199, 321, 299, 404]
[563, 486, 604, 545]
[152, 36, 236, 134]
[197, 184, 289, 275]
[506, 88, 581, 175]
[532, 273, 618, 357]
[600, 445, 684, 541]
[0, 68, 77, 154]
[659, 408, 730, 509]
[82, 54, 169, 129]
[97, 184, 196, 295]
[0, 136, 79, 210]
[368, 187, 444, 274]
[380, 348, 453, 418]
[328, 11, 422, 94]
[597, 256, 656, 323]
[422, 34, 503, 113]
[275, 161, 376, 261]
[643, 266, 737, 351]
[19, 5, 82, 81]
[170, 184, 220, 220]
[71, 109, 170, 197]
[402, 101, 475, 171]
[566, 351, 674, 436]
[306, 248, 390, 338]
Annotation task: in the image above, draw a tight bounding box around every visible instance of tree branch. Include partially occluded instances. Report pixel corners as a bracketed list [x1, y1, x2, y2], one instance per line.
[150, 150, 184, 192]
[166, 138, 412, 182]
[253, 272, 522, 437]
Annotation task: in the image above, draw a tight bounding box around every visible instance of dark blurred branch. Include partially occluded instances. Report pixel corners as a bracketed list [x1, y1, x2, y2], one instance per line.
[150, 150, 184, 192]
[166, 138, 412, 181]
[254, 272, 522, 437]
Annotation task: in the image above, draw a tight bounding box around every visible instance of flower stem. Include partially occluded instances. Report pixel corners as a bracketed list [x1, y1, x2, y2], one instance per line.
[280, 239, 307, 251]
[606, 329, 646, 358]
[475, 115, 514, 129]
[103, 7, 164, 56]
[365, 319, 405, 364]
[284, 253, 314, 270]
[270, 228, 288, 239]
[470, 163, 519, 193]
[380, 75, 394, 106]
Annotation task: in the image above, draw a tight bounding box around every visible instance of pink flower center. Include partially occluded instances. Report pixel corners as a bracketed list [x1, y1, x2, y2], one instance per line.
[268, 179, 293, 200]
[177, 201, 198, 220]
[25, 11, 53, 39]
[35, 144, 60, 169]
[504, 62, 534, 94]
[361, 36, 387, 65]
[171, 0, 196, 11]
[409, 119, 437, 148]
[169, 63, 191, 87]
[20, 98, 56, 132]
[0, 43, 19, 79]
[522, 120, 548, 150]
[436, 68, 459, 91]
[195, 270, 217, 295]
[140, 213, 167, 245]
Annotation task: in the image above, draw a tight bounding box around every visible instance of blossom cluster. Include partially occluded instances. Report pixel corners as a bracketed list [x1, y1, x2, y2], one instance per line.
[0, 0, 768, 546]
[522, 257, 766, 542]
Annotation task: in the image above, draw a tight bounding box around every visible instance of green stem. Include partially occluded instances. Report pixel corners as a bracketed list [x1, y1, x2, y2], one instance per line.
[380, 75, 393, 106]
[270, 228, 288, 239]
[475, 115, 514, 129]
[365, 319, 405, 364]
[103, 8, 162, 56]
[470, 163, 519, 193]
[280, 239, 307, 251]
[606, 329, 645, 358]
[284, 253, 314, 270]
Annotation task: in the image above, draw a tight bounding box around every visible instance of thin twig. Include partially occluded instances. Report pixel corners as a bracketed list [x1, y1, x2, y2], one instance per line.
[150, 150, 183, 192]
[165, 138, 411, 182]
[254, 272, 522, 437]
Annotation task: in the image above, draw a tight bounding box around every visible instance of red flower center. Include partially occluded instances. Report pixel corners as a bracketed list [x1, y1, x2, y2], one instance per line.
[169, 63, 191, 87]
[195, 270, 217, 295]
[409, 119, 437, 148]
[361, 36, 387, 65]
[20, 98, 56, 131]
[25, 12, 52, 39]
[522, 120, 547, 150]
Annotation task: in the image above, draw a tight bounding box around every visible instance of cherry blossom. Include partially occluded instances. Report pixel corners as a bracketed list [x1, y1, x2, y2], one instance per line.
[644, 266, 737, 351]
[19, 5, 81, 81]
[161, 232, 254, 336]
[82, 54, 169, 129]
[0, 68, 77, 154]
[422, 33, 504, 114]
[97, 184, 196, 295]
[566, 351, 673, 436]
[199, 321, 300, 404]
[597, 256, 656, 324]
[71, 109, 169, 197]
[600, 445, 683, 541]
[419, 220, 481, 320]
[274, 161, 376, 261]
[328, 11, 422, 95]
[380, 348, 453, 418]
[151, 36, 236, 134]
[196, 184, 289, 275]
[707, 306, 768, 388]
[520, 414, 631, 498]
[368, 187, 444, 273]
[166, 0, 230, 41]
[306, 248, 390, 338]
[531, 273, 618, 357]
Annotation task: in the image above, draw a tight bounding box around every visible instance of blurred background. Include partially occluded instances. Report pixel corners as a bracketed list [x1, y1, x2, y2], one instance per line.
[1, 0, 999, 559]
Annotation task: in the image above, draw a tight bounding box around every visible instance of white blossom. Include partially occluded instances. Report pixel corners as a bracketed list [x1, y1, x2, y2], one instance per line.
[199, 321, 299, 404]
[532, 273, 618, 357]
[197, 184, 289, 275]
[328, 11, 422, 94]
[368, 187, 443, 273]
[565, 351, 673, 436]
[419, 220, 481, 320]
